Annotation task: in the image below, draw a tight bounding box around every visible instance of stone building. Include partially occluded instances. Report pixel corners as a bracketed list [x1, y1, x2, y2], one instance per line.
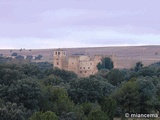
[53, 49, 114, 77]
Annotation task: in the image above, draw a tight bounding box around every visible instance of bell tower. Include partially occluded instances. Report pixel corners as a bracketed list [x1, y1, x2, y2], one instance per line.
[53, 49, 66, 69]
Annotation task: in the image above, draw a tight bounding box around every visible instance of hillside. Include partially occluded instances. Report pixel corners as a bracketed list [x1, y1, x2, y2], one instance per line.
[0, 45, 160, 69]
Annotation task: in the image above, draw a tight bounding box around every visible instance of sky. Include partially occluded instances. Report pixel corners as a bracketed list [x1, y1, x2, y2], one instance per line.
[0, 0, 160, 49]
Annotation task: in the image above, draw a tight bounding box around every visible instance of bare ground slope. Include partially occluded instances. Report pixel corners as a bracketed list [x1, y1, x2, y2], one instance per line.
[0, 46, 160, 69]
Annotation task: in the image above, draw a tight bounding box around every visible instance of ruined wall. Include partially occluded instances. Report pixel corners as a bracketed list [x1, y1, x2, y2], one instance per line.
[53, 50, 66, 69]
[93, 55, 103, 73]
[78, 56, 95, 77]
[68, 56, 79, 75]
[53, 49, 115, 77]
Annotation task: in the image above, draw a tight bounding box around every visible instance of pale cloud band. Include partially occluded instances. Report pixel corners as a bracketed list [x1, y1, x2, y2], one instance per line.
[0, 0, 159, 49]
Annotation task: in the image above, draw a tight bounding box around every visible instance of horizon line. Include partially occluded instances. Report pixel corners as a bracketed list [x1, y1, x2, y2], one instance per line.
[0, 44, 160, 50]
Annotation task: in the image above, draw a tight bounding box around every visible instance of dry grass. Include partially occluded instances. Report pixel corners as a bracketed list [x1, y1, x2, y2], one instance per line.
[0, 46, 160, 69]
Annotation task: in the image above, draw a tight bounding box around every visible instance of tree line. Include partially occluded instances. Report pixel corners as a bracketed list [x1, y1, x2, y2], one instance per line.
[0, 57, 160, 120]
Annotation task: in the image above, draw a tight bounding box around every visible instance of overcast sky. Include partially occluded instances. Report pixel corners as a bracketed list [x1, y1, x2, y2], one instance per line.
[0, 0, 160, 49]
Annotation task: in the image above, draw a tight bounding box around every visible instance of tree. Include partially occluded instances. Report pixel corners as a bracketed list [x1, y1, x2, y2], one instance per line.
[97, 57, 114, 70]
[81, 102, 93, 116]
[3, 79, 42, 110]
[100, 97, 116, 120]
[20, 64, 42, 78]
[52, 68, 78, 82]
[155, 92, 160, 115]
[16, 55, 24, 60]
[95, 69, 110, 79]
[52, 87, 74, 116]
[35, 55, 42, 60]
[43, 75, 63, 86]
[138, 67, 156, 77]
[58, 112, 78, 120]
[134, 61, 143, 72]
[0, 68, 25, 85]
[97, 62, 104, 70]
[11, 52, 18, 56]
[29, 111, 58, 120]
[136, 77, 157, 113]
[26, 55, 33, 61]
[113, 81, 139, 115]
[0, 102, 30, 120]
[107, 69, 125, 86]
[42, 86, 74, 116]
[68, 78, 104, 103]
[72, 104, 87, 120]
[0, 98, 4, 107]
[35, 62, 53, 71]
[88, 110, 109, 120]
[68, 77, 115, 104]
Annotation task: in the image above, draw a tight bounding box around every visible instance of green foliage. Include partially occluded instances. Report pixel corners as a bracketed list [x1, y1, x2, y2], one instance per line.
[97, 62, 103, 70]
[157, 83, 160, 97]
[0, 57, 11, 63]
[58, 112, 78, 120]
[52, 68, 78, 82]
[11, 52, 18, 56]
[100, 97, 117, 120]
[29, 111, 58, 120]
[35, 55, 43, 60]
[97, 57, 114, 70]
[138, 67, 156, 77]
[2, 78, 42, 110]
[16, 55, 24, 60]
[81, 102, 93, 116]
[72, 104, 87, 120]
[41, 86, 74, 116]
[107, 69, 125, 86]
[88, 110, 109, 120]
[113, 81, 139, 114]
[0, 53, 3, 57]
[0, 67, 25, 85]
[0, 59, 160, 119]
[95, 69, 110, 78]
[20, 64, 42, 78]
[134, 61, 143, 72]
[0, 98, 4, 107]
[52, 87, 74, 115]
[136, 77, 157, 113]
[155, 94, 160, 113]
[68, 77, 114, 103]
[43, 75, 63, 86]
[26, 55, 33, 61]
[35, 62, 53, 70]
[0, 102, 30, 120]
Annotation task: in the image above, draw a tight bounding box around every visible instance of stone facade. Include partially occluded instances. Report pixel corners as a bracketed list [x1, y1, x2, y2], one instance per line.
[53, 49, 114, 77]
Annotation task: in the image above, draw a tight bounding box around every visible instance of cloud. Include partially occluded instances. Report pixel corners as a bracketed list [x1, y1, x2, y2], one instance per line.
[0, 0, 159, 49]
[0, 26, 160, 49]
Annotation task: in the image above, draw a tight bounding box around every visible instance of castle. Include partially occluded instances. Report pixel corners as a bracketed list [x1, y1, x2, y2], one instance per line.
[53, 49, 114, 77]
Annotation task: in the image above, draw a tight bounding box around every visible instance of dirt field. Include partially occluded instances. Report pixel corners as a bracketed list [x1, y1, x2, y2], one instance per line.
[0, 45, 160, 69]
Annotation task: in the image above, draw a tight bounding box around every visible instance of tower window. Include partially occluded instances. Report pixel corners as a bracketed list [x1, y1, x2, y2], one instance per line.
[57, 62, 59, 65]
[85, 71, 87, 73]
[55, 52, 57, 55]
[58, 52, 60, 55]
[88, 67, 90, 69]
[80, 71, 82, 73]
[83, 67, 85, 69]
